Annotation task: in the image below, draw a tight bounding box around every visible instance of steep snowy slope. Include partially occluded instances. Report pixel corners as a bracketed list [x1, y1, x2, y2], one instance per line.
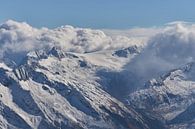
[0, 46, 157, 129]
[0, 20, 166, 129]
[128, 62, 195, 128]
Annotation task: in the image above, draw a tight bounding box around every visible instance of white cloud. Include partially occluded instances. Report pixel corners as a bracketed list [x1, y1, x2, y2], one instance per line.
[127, 22, 195, 87]
[1, 20, 195, 90]
[102, 27, 161, 38]
[0, 20, 149, 61]
[2, 20, 195, 77]
[102, 27, 162, 48]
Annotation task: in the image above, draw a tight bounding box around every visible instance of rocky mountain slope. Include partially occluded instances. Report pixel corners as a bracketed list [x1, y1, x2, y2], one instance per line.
[128, 62, 195, 129]
[0, 20, 195, 129]
[0, 45, 163, 129]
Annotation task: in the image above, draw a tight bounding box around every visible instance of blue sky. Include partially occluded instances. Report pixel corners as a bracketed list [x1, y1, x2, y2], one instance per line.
[0, 0, 195, 29]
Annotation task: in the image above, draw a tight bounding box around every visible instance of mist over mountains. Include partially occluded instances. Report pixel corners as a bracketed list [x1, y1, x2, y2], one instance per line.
[0, 20, 195, 129]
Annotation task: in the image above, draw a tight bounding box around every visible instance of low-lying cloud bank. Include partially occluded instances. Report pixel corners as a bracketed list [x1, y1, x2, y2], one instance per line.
[1, 20, 195, 74]
[127, 22, 195, 88]
[0, 20, 148, 60]
[148, 23, 195, 65]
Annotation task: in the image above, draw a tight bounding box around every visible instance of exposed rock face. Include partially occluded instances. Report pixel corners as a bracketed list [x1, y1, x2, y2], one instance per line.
[113, 46, 140, 58]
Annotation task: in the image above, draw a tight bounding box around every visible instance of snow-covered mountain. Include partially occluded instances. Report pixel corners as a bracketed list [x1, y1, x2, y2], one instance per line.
[0, 46, 154, 129]
[127, 62, 195, 129]
[0, 20, 156, 129]
[0, 20, 195, 129]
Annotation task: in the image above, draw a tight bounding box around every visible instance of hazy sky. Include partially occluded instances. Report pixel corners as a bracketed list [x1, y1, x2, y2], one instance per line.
[0, 0, 195, 29]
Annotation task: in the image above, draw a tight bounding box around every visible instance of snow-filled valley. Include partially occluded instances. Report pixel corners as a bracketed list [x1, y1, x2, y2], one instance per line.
[0, 20, 195, 129]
